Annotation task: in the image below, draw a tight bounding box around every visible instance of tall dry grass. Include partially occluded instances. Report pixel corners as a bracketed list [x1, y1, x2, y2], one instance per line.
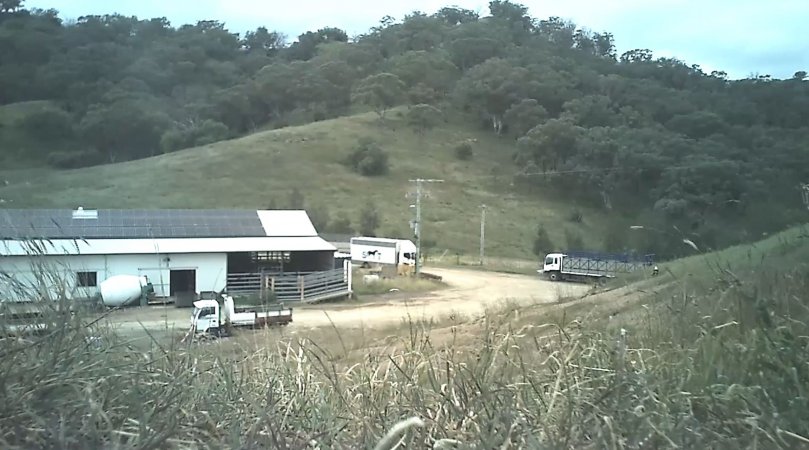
[1, 233, 808, 448]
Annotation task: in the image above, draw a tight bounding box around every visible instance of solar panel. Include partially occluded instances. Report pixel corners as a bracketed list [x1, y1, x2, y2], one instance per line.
[0, 209, 269, 239]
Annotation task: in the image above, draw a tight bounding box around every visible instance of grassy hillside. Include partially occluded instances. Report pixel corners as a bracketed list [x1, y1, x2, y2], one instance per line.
[658, 224, 809, 279]
[0, 108, 613, 259]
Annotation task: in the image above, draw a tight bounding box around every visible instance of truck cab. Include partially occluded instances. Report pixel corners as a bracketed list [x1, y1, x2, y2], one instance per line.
[541, 253, 564, 280]
[190, 296, 293, 337]
[191, 299, 222, 335]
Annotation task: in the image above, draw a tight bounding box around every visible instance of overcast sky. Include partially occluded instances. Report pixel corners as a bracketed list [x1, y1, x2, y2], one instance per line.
[27, 0, 809, 80]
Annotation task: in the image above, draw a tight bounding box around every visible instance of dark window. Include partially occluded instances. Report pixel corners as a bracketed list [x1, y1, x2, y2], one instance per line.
[77, 271, 97, 287]
[251, 251, 291, 263]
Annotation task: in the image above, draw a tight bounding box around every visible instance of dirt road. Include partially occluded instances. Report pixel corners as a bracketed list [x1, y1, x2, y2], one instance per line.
[292, 267, 590, 329]
[103, 267, 592, 337]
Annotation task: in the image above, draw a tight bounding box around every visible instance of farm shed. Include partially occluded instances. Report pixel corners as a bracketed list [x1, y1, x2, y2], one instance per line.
[0, 208, 351, 304]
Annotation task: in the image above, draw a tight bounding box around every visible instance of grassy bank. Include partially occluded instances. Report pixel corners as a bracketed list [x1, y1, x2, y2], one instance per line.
[426, 253, 540, 275]
[350, 272, 446, 296]
[1, 226, 808, 448]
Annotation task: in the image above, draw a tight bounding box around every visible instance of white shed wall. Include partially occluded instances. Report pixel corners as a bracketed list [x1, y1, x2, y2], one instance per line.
[0, 252, 226, 301]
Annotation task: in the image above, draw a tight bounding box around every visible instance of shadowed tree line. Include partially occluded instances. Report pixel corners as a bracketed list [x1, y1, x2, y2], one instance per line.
[1, 0, 807, 257]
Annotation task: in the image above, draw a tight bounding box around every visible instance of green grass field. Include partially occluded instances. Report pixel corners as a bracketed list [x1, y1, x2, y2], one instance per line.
[0, 107, 614, 259]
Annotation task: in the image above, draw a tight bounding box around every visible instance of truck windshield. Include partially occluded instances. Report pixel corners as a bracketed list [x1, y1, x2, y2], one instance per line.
[545, 257, 554, 265]
[194, 306, 215, 319]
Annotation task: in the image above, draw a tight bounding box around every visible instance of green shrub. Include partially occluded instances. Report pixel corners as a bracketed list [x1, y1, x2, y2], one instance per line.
[160, 120, 230, 153]
[16, 109, 75, 141]
[568, 208, 583, 223]
[307, 203, 330, 231]
[602, 221, 628, 252]
[345, 138, 389, 176]
[454, 141, 473, 160]
[533, 223, 553, 256]
[47, 150, 104, 169]
[328, 212, 354, 234]
[359, 202, 380, 236]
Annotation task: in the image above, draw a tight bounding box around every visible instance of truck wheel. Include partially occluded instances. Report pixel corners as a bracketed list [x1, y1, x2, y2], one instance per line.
[548, 272, 559, 282]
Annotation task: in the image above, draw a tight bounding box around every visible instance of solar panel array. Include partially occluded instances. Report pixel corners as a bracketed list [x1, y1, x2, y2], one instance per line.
[0, 209, 268, 239]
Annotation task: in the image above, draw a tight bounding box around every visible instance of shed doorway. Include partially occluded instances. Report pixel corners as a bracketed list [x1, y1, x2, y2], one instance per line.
[170, 269, 196, 296]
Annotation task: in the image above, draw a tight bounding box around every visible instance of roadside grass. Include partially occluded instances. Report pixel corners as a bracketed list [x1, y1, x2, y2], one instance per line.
[426, 253, 540, 275]
[661, 224, 809, 278]
[1, 226, 808, 448]
[351, 273, 446, 296]
[0, 108, 613, 259]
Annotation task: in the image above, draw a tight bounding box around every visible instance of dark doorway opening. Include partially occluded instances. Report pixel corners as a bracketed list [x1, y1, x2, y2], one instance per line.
[170, 269, 196, 296]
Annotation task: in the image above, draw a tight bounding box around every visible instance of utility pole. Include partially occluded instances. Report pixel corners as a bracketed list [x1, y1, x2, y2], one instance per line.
[409, 178, 444, 276]
[479, 204, 487, 265]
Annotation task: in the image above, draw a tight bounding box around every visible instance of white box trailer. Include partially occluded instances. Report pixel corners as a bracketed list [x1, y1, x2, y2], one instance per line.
[350, 237, 417, 268]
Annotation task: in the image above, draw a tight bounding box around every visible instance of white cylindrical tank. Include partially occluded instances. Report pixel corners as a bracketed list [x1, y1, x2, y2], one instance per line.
[99, 275, 146, 307]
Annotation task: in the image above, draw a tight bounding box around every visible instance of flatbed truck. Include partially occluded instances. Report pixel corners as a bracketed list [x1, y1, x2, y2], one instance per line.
[190, 295, 292, 336]
[539, 251, 655, 283]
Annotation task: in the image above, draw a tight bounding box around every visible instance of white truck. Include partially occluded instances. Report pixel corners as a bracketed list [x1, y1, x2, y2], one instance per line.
[540, 251, 655, 283]
[190, 295, 292, 336]
[350, 237, 417, 268]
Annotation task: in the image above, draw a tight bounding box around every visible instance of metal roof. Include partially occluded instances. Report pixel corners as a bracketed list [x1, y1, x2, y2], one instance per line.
[256, 210, 318, 237]
[0, 209, 319, 240]
[0, 236, 336, 257]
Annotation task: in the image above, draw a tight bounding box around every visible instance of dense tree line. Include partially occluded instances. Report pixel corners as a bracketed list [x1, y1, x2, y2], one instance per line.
[1, 0, 807, 257]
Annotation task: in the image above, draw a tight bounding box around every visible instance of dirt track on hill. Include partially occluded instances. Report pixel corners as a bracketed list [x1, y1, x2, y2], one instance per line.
[104, 267, 592, 337]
